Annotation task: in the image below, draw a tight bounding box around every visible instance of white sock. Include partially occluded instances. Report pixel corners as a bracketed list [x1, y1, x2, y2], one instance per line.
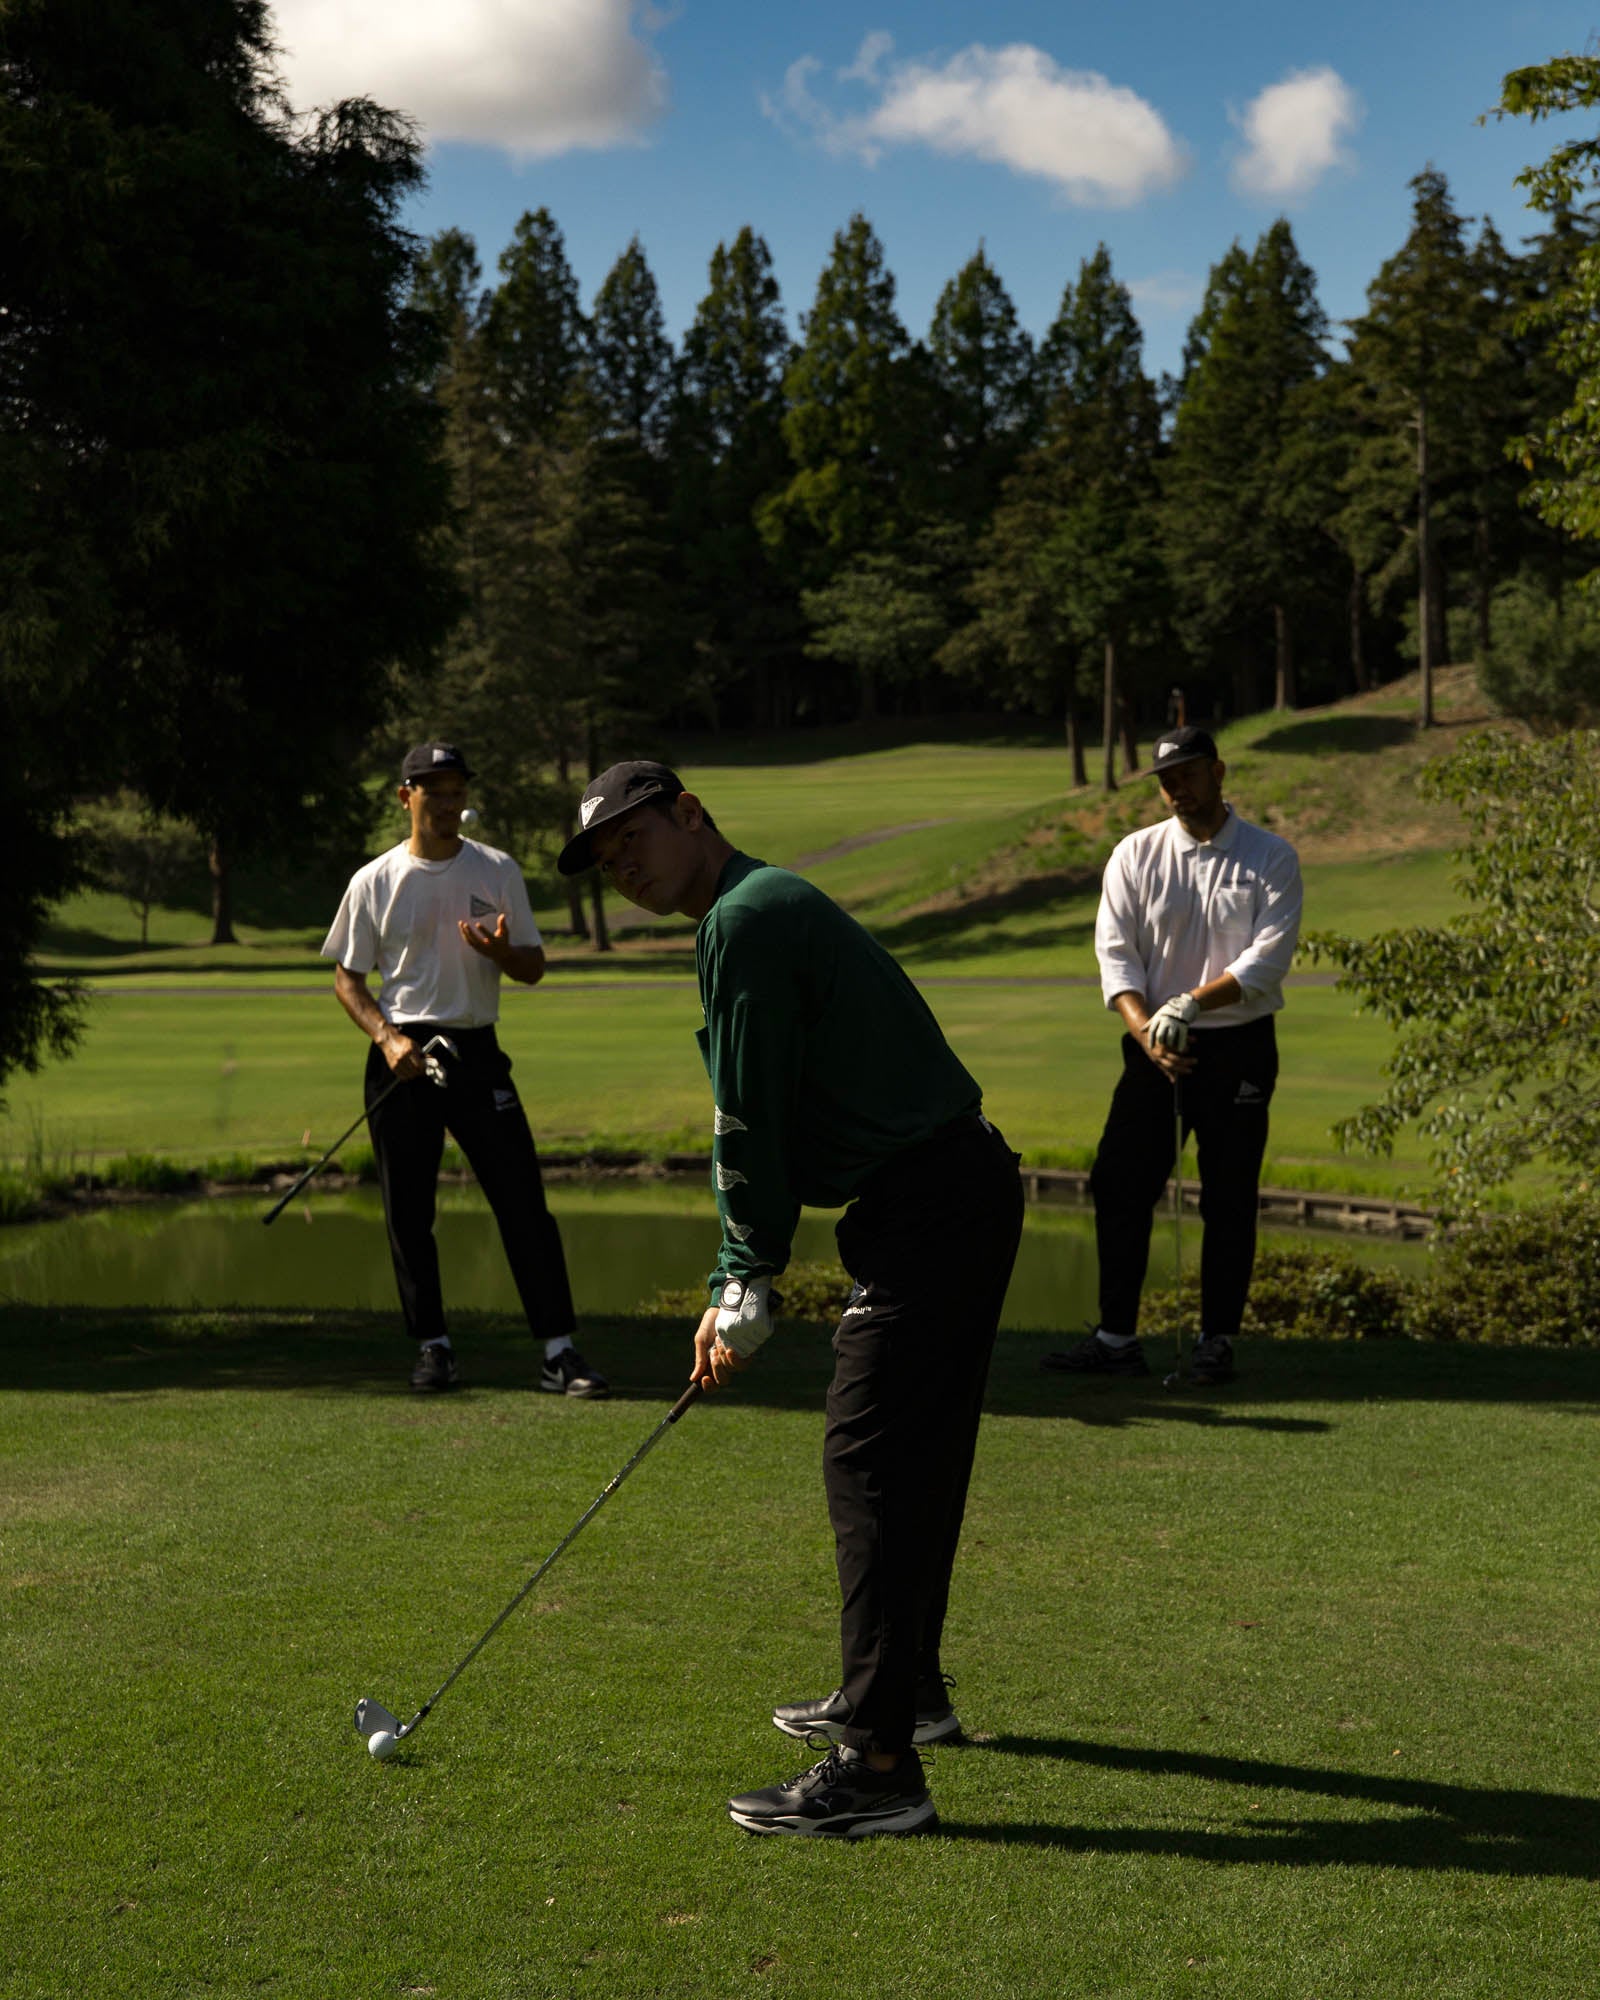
[1095, 1329, 1137, 1349]
[422, 1335, 452, 1351]
[544, 1336, 574, 1361]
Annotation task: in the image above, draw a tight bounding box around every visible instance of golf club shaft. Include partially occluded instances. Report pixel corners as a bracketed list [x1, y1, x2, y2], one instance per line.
[260, 1078, 406, 1225]
[261, 1034, 451, 1226]
[1172, 1079, 1185, 1375]
[399, 1381, 704, 1738]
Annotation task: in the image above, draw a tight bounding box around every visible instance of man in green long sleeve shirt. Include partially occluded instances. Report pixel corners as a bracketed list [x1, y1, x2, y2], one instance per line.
[560, 761, 1024, 1838]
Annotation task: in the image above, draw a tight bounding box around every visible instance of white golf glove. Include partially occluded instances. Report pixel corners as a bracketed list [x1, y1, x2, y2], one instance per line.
[714, 1275, 774, 1357]
[1145, 993, 1199, 1054]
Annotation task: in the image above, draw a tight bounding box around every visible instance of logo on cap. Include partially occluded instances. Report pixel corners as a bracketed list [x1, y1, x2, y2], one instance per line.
[1158, 740, 1177, 759]
[580, 796, 601, 827]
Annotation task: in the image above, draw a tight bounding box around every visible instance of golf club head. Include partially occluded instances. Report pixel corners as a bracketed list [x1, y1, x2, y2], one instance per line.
[354, 1697, 402, 1739]
[421, 1034, 457, 1089]
[1163, 1367, 1190, 1391]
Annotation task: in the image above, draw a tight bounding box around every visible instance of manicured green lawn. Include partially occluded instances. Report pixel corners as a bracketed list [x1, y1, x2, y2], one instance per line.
[4, 1309, 1597, 1999]
[0, 980, 1435, 1197]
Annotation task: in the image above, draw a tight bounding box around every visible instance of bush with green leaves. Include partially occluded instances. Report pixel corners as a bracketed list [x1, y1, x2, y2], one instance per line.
[1478, 574, 1600, 727]
[1408, 1192, 1600, 1345]
[1141, 1244, 1413, 1346]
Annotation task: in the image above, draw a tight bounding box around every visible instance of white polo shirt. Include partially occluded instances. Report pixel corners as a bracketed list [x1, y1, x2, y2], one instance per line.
[322, 840, 543, 1029]
[1095, 807, 1302, 1028]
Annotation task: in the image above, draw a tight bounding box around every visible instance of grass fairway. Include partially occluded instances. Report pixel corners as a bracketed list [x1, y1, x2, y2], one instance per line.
[4, 1310, 1597, 1998]
[0, 981, 1435, 1195]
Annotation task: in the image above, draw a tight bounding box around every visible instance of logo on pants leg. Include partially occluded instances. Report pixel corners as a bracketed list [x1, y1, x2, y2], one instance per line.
[492, 1087, 517, 1112]
[1234, 1079, 1266, 1106]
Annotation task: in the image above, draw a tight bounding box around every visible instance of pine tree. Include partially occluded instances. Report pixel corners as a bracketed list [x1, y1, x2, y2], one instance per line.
[1162, 221, 1331, 715]
[926, 248, 1037, 528]
[1345, 171, 1493, 725]
[485, 208, 591, 440]
[669, 228, 801, 726]
[589, 235, 674, 450]
[948, 247, 1161, 787]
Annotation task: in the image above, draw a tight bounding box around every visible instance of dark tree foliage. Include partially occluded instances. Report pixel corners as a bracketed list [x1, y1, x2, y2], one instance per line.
[1162, 221, 1332, 715]
[589, 235, 673, 450]
[485, 207, 591, 438]
[926, 248, 1037, 528]
[1, 0, 456, 1072]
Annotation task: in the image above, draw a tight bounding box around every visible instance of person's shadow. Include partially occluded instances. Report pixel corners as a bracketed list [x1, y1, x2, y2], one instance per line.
[936, 1735, 1600, 1879]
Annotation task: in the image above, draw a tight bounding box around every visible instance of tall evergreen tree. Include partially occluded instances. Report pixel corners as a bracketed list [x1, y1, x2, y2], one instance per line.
[1345, 171, 1493, 725]
[1162, 221, 1330, 714]
[926, 247, 1037, 527]
[589, 235, 674, 450]
[669, 228, 801, 726]
[485, 208, 590, 440]
[948, 246, 1161, 787]
[2, 0, 456, 976]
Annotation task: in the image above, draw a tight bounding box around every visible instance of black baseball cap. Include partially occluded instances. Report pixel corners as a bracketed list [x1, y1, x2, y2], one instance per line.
[557, 760, 685, 875]
[1149, 725, 1219, 775]
[400, 742, 474, 783]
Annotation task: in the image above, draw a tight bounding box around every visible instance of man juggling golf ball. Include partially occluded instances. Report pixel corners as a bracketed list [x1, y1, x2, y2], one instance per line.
[323, 742, 606, 1400]
[1042, 726, 1302, 1388]
[560, 761, 1024, 1839]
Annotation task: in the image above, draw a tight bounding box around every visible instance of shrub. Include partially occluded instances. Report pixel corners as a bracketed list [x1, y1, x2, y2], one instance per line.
[1140, 1245, 1412, 1345]
[1408, 1193, 1600, 1346]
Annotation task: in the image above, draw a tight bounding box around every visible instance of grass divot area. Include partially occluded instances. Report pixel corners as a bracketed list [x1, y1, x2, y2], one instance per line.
[4, 1308, 1597, 1998]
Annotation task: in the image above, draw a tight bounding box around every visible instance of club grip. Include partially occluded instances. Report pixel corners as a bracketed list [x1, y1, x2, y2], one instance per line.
[667, 1382, 704, 1423]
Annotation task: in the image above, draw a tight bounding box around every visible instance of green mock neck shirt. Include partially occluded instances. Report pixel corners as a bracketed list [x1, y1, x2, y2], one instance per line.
[694, 852, 981, 1292]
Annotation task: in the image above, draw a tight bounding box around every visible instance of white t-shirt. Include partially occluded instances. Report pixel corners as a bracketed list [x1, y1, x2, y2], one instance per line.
[1095, 807, 1302, 1029]
[322, 840, 544, 1029]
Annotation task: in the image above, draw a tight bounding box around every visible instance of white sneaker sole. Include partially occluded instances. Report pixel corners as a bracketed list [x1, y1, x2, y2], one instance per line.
[729, 1797, 939, 1837]
[772, 1710, 962, 1746]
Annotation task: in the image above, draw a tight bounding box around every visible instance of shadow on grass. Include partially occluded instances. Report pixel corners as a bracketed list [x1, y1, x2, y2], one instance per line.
[5, 1312, 1600, 1419]
[1250, 714, 1415, 757]
[940, 1736, 1600, 1880]
[869, 873, 1100, 968]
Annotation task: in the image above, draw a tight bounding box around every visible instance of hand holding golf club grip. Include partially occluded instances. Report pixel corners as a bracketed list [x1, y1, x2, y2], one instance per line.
[1146, 992, 1199, 1054]
[262, 1035, 451, 1224]
[382, 1029, 426, 1078]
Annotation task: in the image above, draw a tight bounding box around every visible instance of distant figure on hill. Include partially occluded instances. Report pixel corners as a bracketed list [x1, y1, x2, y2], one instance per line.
[1043, 725, 1303, 1387]
[322, 741, 605, 1400]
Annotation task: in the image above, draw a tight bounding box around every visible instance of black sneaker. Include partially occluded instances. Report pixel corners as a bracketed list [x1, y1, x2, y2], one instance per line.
[410, 1342, 459, 1393]
[1040, 1330, 1150, 1376]
[771, 1675, 962, 1746]
[539, 1346, 609, 1399]
[728, 1745, 937, 1838]
[1186, 1336, 1235, 1386]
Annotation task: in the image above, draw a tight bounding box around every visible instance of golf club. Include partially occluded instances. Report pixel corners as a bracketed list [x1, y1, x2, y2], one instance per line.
[261, 1033, 455, 1226]
[1163, 1079, 1188, 1390]
[355, 1379, 703, 1757]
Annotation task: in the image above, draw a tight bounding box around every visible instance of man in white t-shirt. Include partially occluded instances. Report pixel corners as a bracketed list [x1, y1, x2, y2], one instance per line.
[323, 741, 606, 1398]
[1042, 726, 1303, 1387]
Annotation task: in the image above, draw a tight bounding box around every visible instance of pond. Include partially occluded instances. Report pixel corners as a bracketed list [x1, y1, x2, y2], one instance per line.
[0, 1180, 1429, 1333]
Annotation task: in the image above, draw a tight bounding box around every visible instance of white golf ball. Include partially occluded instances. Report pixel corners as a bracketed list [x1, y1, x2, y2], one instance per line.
[458, 808, 478, 828]
[368, 1730, 399, 1761]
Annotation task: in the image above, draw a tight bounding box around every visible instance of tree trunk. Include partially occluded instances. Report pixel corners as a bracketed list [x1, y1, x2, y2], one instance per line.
[589, 873, 611, 953]
[1416, 390, 1435, 729]
[1272, 601, 1297, 710]
[1117, 690, 1139, 777]
[857, 668, 878, 723]
[556, 744, 590, 939]
[208, 836, 237, 946]
[1065, 697, 1087, 789]
[1348, 567, 1370, 693]
[1101, 637, 1118, 793]
[1474, 508, 1492, 660]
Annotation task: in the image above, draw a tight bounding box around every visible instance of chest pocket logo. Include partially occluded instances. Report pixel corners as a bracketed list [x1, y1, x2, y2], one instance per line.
[469, 895, 497, 918]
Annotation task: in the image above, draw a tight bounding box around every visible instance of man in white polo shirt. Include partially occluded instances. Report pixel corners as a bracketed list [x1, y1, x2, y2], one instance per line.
[323, 741, 606, 1398]
[1043, 726, 1302, 1386]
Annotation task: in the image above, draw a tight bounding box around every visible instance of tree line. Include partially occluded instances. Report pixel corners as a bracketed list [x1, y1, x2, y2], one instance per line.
[408, 167, 1598, 833]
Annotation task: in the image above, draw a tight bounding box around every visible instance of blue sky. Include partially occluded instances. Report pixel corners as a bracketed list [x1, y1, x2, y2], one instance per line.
[271, 1, 1596, 381]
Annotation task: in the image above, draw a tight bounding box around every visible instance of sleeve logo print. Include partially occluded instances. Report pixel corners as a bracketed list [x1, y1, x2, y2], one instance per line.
[714, 1106, 748, 1135]
[716, 1162, 748, 1191]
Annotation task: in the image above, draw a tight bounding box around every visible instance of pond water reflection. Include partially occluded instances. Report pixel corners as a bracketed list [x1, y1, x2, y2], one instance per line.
[0, 1181, 1428, 1334]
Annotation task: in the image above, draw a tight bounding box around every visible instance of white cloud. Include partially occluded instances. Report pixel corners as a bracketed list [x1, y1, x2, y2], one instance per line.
[270, 0, 668, 159]
[1230, 66, 1360, 201]
[1128, 271, 1203, 316]
[764, 40, 1188, 207]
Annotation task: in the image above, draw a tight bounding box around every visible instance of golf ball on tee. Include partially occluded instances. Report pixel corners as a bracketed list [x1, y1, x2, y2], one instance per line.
[368, 1730, 399, 1761]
